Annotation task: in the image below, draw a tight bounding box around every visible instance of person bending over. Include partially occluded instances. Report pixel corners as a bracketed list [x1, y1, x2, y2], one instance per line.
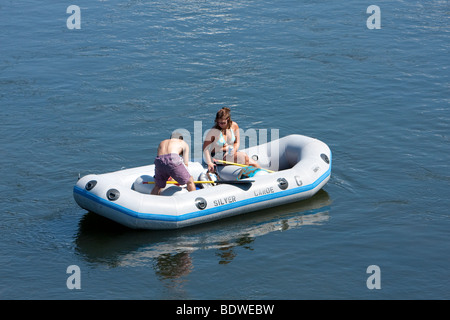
[151, 133, 196, 195]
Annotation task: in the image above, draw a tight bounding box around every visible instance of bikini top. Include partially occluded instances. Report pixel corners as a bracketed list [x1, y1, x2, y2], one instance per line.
[217, 129, 236, 146]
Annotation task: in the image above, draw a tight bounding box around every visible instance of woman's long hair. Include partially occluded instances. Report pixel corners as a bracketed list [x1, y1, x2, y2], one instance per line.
[213, 107, 232, 130]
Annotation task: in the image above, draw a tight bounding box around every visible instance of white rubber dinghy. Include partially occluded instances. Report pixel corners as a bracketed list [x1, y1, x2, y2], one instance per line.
[73, 134, 332, 230]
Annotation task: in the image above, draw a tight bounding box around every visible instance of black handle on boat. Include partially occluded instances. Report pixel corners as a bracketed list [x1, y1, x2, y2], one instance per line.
[216, 180, 255, 184]
[143, 180, 254, 185]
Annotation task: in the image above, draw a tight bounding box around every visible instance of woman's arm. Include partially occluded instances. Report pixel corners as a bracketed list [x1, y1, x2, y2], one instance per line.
[232, 121, 240, 151]
[202, 129, 216, 172]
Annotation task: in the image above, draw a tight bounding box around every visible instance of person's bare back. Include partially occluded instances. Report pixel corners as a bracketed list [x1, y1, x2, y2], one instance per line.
[157, 138, 190, 166]
[151, 136, 194, 195]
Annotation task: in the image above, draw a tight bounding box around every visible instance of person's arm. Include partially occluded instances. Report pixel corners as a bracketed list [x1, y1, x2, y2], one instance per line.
[232, 122, 240, 151]
[182, 141, 190, 167]
[203, 129, 216, 172]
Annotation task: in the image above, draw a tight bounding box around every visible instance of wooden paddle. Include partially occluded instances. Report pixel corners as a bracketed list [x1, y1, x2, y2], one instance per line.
[213, 159, 275, 173]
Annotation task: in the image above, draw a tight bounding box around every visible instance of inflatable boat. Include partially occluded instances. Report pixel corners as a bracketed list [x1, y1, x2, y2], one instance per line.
[73, 134, 332, 230]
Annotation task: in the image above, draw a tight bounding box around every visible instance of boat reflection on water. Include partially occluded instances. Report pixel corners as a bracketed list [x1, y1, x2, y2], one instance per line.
[75, 189, 331, 278]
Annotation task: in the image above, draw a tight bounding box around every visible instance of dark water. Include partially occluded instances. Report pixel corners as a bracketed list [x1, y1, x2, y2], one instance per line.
[1, 0, 449, 299]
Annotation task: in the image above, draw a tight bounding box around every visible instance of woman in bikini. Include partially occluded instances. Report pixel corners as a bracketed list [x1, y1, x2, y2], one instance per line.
[203, 107, 261, 172]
